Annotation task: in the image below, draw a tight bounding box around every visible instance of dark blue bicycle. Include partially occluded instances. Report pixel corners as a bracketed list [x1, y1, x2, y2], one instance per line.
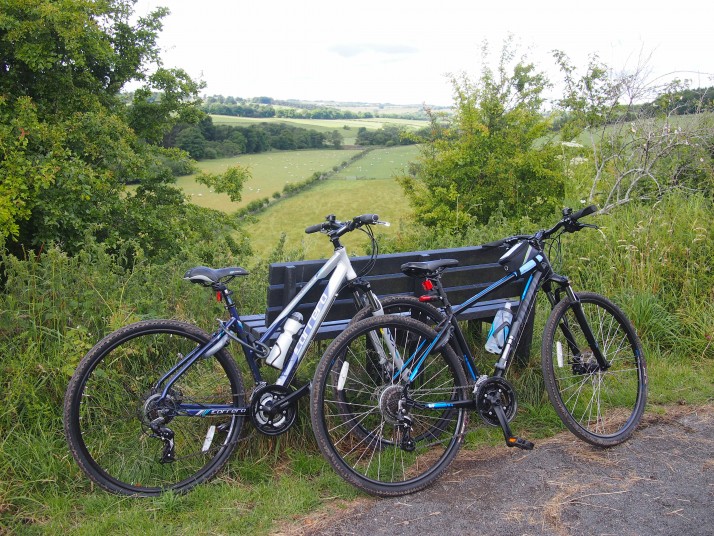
[310, 206, 648, 496]
[63, 214, 443, 496]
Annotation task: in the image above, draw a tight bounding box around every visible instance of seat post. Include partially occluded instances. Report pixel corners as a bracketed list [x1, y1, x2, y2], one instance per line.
[213, 282, 238, 312]
[431, 271, 455, 315]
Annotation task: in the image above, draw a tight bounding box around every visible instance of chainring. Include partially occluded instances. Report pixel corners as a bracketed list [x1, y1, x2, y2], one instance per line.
[250, 384, 297, 436]
[475, 377, 518, 427]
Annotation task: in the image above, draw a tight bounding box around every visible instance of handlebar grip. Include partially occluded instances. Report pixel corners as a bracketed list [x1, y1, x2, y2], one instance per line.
[356, 214, 379, 225]
[305, 223, 325, 234]
[571, 205, 597, 220]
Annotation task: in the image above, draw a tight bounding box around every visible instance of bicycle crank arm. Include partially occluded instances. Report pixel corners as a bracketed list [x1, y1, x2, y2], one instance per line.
[270, 382, 311, 414]
[489, 397, 534, 451]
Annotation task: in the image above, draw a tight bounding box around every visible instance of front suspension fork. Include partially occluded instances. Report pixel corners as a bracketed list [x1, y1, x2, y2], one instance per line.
[546, 278, 609, 370]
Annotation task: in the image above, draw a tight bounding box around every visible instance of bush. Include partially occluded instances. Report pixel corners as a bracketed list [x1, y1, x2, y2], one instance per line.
[0, 238, 268, 515]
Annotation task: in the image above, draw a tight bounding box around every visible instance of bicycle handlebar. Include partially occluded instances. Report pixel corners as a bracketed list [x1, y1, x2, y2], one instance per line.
[305, 223, 326, 234]
[486, 205, 599, 248]
[570, 204, 597, 221]
[304, 214, 386, 236]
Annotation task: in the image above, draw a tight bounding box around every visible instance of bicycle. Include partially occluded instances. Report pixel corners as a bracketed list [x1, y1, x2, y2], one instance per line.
[63, 213, 443, 496]
[310, 205, 648, 496]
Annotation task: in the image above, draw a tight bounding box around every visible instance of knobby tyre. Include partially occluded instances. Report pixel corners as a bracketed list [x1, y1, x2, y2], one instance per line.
[541, 292, 647, 447]
[64, 319, 246, 496]
[351, 294, 446, 327]
[311, 315, 468, 497]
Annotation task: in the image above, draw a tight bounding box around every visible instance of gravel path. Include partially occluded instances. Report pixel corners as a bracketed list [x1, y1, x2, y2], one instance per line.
[280, 404, 713, 536]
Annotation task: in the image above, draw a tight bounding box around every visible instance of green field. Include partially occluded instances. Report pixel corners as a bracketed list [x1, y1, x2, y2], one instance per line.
[330, 145, 420, 180]
[244, 177, 412, 259]
[176, 145, 419, 259]
[239, 145, 420, 258]
[210, 115, 429, 145]
[178, 149, 362, 211]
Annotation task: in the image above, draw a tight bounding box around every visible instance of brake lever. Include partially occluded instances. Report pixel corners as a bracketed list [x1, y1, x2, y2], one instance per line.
[376, 220, 391, 227]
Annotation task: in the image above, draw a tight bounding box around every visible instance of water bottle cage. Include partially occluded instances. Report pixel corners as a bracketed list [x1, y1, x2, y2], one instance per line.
[489, 321, 511, 338]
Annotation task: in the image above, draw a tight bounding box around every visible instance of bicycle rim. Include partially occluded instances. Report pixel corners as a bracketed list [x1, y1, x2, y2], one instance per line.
[312, 316, 468, 496]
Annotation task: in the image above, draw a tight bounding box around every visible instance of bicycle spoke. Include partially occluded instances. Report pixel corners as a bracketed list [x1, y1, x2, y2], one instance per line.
[312, 315, 468, 496]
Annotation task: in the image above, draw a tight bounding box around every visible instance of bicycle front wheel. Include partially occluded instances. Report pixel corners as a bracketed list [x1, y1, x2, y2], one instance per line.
[542, 292, 647, 446]
[311, 315, 468, 497]
[64, 319, 246, 496]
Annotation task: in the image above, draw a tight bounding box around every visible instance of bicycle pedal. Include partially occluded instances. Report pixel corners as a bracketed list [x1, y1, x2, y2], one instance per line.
[506, 436, 534, 450]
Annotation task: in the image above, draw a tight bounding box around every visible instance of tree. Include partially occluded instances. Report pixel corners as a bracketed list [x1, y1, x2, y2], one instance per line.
[398, 41, 563, 233]
[175, 127, 207, 159]
[0, 0, 240, 259]
[554, 52, 714, 212]
[127, 68, 205, 144]
[329, 130, 343, 149]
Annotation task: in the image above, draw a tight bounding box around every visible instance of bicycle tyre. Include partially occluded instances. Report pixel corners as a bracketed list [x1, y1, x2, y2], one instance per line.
[64, 319, 246, 496]
[351, 294, 446, 326]
[311, 315, 468, 496]
[541, 292, 647, 447]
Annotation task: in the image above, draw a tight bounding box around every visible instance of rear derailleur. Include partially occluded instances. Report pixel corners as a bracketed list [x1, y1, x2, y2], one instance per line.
[397, 400, 416, 452]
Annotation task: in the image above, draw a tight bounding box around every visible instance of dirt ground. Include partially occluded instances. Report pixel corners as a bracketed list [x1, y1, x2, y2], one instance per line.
[280, 404, 713, 536]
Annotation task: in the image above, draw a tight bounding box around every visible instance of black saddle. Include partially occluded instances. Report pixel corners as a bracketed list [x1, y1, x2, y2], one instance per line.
[400, 259, 459, 278]
[183, 266, 249, 285]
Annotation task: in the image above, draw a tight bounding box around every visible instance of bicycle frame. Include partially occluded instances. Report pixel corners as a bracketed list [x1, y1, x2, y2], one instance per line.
[153, 246, 384, 417]
[398, 251, 546, 388]
[396, 244, 606, 412]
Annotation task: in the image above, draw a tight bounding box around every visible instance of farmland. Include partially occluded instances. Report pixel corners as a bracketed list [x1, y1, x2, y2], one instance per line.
[244, 175, 413, 259]
[185, 145, 420, 257]
[210, 114, 429, 145]
[177, 149, 362, 211]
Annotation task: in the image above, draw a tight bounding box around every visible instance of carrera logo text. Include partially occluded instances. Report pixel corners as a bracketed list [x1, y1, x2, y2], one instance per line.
[292, 291, 329, 356]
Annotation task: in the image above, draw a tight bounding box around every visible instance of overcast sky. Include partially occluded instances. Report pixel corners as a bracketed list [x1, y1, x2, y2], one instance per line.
[134, 0, 713, 106]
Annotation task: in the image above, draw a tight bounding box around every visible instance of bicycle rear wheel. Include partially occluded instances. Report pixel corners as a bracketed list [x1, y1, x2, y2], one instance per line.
[351, 294, 446, 326]
[64, 319, 246, 495]
[311, 315, 468, 496]
[541, 292, 647, 446]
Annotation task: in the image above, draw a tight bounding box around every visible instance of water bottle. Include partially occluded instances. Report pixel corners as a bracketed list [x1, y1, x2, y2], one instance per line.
[266, 313, 303, 369]
[485, 302, 512, 354]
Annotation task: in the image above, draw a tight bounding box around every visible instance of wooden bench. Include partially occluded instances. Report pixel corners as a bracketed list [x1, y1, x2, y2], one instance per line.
[242, 245, 535, 362]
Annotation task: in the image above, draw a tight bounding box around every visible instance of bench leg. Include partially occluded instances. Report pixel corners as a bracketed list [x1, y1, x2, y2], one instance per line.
[513, 304, 535, 369]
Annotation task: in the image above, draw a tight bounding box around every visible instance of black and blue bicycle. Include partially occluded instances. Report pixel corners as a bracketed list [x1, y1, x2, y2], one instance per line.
[310, 205, 648, 496]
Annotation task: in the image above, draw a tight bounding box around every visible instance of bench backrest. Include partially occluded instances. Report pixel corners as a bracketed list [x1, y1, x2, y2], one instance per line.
[265, 245, 522, 325]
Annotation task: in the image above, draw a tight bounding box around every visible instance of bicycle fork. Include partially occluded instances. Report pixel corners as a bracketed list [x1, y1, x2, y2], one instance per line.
[547, 276, 610, 371]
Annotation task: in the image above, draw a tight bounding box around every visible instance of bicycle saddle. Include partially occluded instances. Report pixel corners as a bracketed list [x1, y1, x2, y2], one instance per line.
[183, 266, 249, 284]
[400, 259, 459, 278]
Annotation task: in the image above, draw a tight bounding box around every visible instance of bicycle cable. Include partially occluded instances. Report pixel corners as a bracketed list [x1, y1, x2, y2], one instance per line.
[356, 224, 379, 278]
[546, 230, 565, 273]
